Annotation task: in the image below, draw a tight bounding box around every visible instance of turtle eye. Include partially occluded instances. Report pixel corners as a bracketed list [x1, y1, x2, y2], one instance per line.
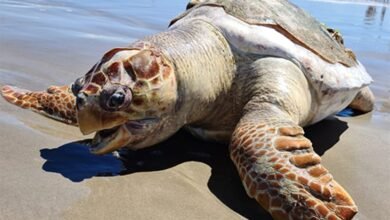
[72, 77, 85, 96]
[108, 91, 125, 108]
[100, 86, 132, 111]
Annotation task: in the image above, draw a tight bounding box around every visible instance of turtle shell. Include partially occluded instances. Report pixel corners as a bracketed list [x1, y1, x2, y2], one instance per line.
[171, 0, 357, 67]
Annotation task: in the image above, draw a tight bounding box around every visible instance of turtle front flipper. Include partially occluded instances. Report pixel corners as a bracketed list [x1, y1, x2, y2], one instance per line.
[1, 85, 77, 125]
[230, 102, 357, 220]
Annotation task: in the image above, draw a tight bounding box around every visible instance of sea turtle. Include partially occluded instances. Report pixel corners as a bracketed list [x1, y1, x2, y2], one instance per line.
[1, 0, 374, 219]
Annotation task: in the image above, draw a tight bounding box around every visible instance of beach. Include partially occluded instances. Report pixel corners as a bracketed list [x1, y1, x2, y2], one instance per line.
[0, 0, 389, 219]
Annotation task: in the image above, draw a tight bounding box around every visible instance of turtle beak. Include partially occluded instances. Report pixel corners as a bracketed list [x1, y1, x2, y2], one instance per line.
[77, 106, 103, 135]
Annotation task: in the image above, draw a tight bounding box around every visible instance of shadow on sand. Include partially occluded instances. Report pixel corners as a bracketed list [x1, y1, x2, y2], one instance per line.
[40, 116, 348, 219]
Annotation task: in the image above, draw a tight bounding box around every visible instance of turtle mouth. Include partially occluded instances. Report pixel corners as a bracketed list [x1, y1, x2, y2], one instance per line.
[81, 118, 160, 154]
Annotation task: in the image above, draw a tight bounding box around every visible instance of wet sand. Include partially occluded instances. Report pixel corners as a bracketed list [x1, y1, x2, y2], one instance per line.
[0, 0, 389, 219]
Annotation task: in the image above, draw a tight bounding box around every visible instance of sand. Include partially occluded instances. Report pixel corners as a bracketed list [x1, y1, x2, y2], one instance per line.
[0, 0, 389, 219]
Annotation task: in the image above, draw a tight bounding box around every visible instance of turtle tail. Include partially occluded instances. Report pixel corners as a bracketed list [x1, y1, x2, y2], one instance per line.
[1, 85, 77, 125]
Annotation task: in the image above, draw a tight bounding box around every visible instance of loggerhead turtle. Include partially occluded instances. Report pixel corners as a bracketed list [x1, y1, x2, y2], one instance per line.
[1, 0, 375, 219]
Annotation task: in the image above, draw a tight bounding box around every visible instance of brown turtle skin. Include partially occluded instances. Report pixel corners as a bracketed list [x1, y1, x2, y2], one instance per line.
[1, 85, 77, 125]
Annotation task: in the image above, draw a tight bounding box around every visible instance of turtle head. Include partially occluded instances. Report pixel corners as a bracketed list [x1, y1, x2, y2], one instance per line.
[73, 46, 178, 154]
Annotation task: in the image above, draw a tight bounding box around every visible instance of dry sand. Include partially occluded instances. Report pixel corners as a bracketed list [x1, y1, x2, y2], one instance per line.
[0, 0, 389, 219]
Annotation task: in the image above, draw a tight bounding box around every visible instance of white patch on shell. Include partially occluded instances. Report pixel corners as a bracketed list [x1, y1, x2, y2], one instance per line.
[170, 6, 372, 89]
[170, 6, 373, 123]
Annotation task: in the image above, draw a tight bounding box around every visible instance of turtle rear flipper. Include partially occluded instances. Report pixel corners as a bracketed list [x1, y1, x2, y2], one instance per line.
[1, 85, 77, 125]
[348, 86, 375, 113]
